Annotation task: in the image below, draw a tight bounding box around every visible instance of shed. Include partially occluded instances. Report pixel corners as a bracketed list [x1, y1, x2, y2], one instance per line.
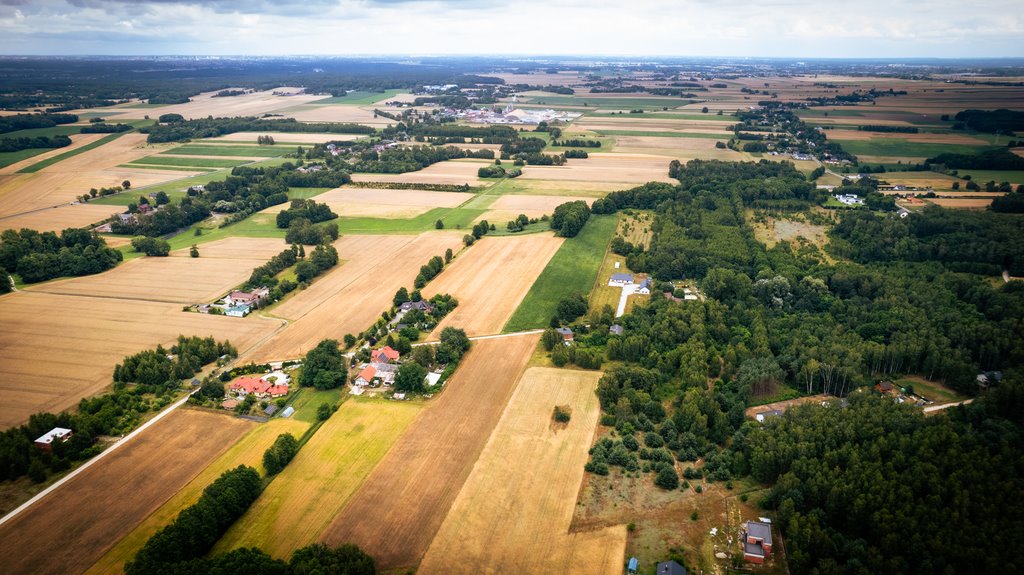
[627, 557, 639, 574]
[264, 404, 279, 416]
[280, 406, 295, 418]
[424, 372, 442, 387]
[190, 378, 201, 387]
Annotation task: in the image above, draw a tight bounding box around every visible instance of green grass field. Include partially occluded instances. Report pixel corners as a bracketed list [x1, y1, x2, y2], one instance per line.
[524, 95, 689, 109]
[894, 376, 967, 404]
[954, 169, 1024, 185]
[310, 89, 403, 106]
[587, 112, 735, 122]
[834, 139, 999, 159]
[338, 207, 486, 234]
[480, 177, 616, 197]
[287, 187, 332, 200]
[160, 145, 298, 157]
[595, 129, 725, 139]
[115, 164, 218, 172]
[127, 156, 250, 168]
[503, 214, 618, 332]
[17, 132, 129, 173]
[0, 147, 55, 169]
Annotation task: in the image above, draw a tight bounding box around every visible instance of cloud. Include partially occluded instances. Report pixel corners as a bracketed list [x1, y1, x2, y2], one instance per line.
[0, 0, 1021, 57]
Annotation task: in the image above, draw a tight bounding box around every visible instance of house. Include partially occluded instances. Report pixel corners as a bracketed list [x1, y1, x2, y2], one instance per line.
[743, 520, 773, 564]
[399, 300, 434, 313]
[116, 212, 137, 225]
[637, 278, 653, 295]
[266, 385, 289, 398]
[609, 324, 624, 336]
[835, 193, 864, 206]
[354, 366, 377, 386]
[372, 346, 401, 364]
[264, 404, 279, 416]
[875, 380, 895, 395]
[34, 427, 73, 451]
[656, 560, 687, 575]
[609, 273, 634, 286]
[137, 203, 153, 215]
[225, 303, 252, 318]
[226, 288, 269, 307]
[230, 376, 270, 397]
[555, 327, 574, 344]
[755, 409, 784, 423]
[190, 378, 201, 387]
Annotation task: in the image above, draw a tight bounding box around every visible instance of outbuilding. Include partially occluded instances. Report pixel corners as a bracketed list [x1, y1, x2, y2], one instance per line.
[34, 427, 73, 451]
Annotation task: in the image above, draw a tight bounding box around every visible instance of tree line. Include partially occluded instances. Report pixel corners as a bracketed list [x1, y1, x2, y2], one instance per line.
[142, 117, 375, 144]
[0, 227, 122, 283]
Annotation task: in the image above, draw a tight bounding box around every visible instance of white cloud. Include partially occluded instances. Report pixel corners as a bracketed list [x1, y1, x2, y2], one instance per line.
[0, 0, 1020, 57]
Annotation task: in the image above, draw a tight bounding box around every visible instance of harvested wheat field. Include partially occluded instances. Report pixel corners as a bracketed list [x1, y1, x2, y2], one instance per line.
[215, 398, 423, 558]
[822, 129, 991, 145]
[927, 197, 994, 209]
[0, 133, 106, 173]
[207, 132, 368, 144]
[424, 234, 563, 338]
[419, 367, 627, 575]
[261, 187, 473, 219]
[321, 334, 540, 570]
[0, 291, 279, 428]
[31, 237, 286, 303]
[0, 203, 121, 233]
[0, 409, 253, 575]
[610, 135, 742, 161]
[520, 154, 675, 184]
[351, 159, 490, 186]
[490, 194, 597, 217]
[87, 415, 309, 575]
[245, 232, 464, 362]
[100, 88, 322, 121]
[283, 105, 394, 126]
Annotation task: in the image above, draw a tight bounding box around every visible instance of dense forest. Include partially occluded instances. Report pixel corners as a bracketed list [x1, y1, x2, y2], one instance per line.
[0, 112, 78, 133]
[0, 228, 123, 283]
[564, 159, 1024, 573]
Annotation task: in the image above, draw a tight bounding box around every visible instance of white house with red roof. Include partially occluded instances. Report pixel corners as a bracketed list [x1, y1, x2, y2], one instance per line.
[354, 365, 377, 387]
[229, 375, 289, 399]
[372, 346, 400, 364]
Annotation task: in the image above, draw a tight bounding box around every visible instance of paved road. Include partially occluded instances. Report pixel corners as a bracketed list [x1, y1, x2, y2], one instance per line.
[0, 390, 197, 527]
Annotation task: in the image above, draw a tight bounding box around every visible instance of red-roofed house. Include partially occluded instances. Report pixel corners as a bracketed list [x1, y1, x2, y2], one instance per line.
[266, 385, 289, 398]
[372, 346, 400, 364]
[355, 366, 377, 387]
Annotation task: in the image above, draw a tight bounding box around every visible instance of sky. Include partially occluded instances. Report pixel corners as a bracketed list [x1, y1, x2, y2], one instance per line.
[0, 0, 1021, 58]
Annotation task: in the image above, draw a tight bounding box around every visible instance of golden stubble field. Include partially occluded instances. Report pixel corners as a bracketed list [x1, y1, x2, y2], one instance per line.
[0, 409, 253, 575]
[418, 367, 627, 575]
[321, 334, 540, 570]
[350, 159, 490, 186]
[0, 291, 279, 428]
[245, 232, 464, 362]
[423, 234, 564, 338]
[94, 88, 322, 121]
[31, 237, 287, 303]
[261, 187, 474, 219]
[520, 153, 675, 184]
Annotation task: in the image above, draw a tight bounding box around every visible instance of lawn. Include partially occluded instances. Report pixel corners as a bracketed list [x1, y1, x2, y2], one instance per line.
[160, 145, 298, 157]
[503, 214, 618, 331]
[338, 207, 486, 234]
[832, 139, 999, 159]
[895, 376, 968, 404]
[480, 177, 616, 197]
[127, 156, 250, 168]
[287, 187, 332, 200]
[310, 89, 403, 105]
[17, 132, 129, 173]
[90, 171, 229, 205]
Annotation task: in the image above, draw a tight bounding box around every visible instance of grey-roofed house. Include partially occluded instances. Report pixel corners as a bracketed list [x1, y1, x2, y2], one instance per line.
[555, 327, 574, 344]
[743, 520, 773, 564]
[656, 560, 687, 575]
[609, 324, 624, 336]
[637, 277, 653, 294]
[609, 272, 634, 286]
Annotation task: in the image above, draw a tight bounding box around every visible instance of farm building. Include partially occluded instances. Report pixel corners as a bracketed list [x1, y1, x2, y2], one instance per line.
[226, 287, 270, 307]
[609, 273, 634, 286]
[264, 404, 279, 416]
[225, 304, 252, 318]
[657, 560, 687, 575]
[755, 409, 784, 423]
[354, 366, 377, 387]
[555, 327, 574, 344]
[372, 346, 401, 364]
[34, 427, 72, 451]
[743, 520, 773, 564]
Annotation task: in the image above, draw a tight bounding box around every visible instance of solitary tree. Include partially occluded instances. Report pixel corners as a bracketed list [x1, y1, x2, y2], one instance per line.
[190, 245, 199, 258]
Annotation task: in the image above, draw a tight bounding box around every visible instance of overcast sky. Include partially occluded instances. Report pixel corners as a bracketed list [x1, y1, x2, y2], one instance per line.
[0, 0, 1021, 58]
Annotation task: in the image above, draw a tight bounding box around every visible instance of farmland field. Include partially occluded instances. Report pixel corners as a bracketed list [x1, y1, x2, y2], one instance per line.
[519, 153, 675, 184]
[351, 159, 490, 185]
[127, 155, 250, 168]
[0, 409, 253, 575]
[91, 88, 323, 121]
[86, 415, 309, 575]
[215, 398, 423, 558]
[419, 367, 626, 575]
[159, 145, 297, 157]
[30, 237, 287, 303]
[504, 214, 618, 332]
[832, 138, 997, 161]
[423, 234, 564, 338]
[0, 291, 279, 428]
[244, 232, 464, 362]
[260, 186, 474, 219]
[321, 334, 540, 570]
[308, 89, 402, 105]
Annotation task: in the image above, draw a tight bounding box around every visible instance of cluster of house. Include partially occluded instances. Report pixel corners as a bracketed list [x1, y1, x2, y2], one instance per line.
[875, 380, 928, 407]
[198, 287, 270, 318]
[324, 141, 400, 157]
[351, 345, 442, 396]
[388, 300, 435, 331]
[296, 164, 324, 174]
[95, 203, 159, 232]
[34, 427, 73, 452]
[834, 193, 865, 206]
[227, 370, 291, 399]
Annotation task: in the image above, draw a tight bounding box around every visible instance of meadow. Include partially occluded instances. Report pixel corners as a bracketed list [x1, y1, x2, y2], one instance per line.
[504, 214, 618, 332]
